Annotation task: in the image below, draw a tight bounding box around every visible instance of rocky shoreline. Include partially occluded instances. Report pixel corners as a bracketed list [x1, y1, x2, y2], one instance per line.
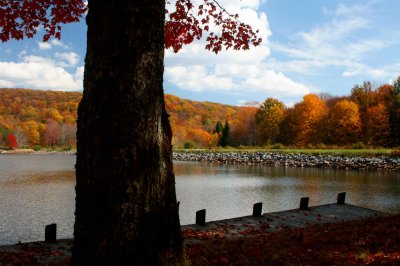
[0, 149, 76, 155]
[32, 150, 76, 155]
[2, 149, 399, 171]
[172, 152, 400, 171]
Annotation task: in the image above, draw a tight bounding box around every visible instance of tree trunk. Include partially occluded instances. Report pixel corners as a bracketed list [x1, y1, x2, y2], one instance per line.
[72, 1, 184, 265]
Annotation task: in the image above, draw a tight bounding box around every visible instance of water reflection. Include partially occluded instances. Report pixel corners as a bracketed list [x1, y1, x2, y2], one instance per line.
[175, 162, 400, 225]
[0, 155, 399, 245]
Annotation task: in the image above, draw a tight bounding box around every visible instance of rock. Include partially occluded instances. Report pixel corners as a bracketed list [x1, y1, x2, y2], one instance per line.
[172, 151, 400, 172]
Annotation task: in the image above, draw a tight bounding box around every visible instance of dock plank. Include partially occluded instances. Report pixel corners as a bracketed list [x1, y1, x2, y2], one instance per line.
[182, 203, 387, 241]
[0, 203, 388, 256]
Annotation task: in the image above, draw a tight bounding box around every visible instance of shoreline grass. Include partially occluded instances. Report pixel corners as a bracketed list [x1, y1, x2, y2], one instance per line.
[174, 147, 397, 157]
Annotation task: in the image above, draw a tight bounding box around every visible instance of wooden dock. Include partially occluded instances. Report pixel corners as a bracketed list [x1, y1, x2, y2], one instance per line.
[181, 203, 385, 242]
[0, 193, 388, 265]
[181, 192, 386, 241]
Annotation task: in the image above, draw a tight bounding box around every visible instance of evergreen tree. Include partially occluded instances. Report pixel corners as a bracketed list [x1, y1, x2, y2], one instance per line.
[219, 120, 230, 147]
[215, 121, 223, 135]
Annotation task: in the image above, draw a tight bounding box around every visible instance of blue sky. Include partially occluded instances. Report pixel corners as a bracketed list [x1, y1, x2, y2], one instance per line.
[0, 0, 399, 106]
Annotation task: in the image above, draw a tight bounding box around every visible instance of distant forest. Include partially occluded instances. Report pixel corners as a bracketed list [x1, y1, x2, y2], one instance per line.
[1, 77, 399, 149]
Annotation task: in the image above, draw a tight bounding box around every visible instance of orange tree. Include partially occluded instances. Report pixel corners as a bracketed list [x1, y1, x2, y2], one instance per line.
[365, 104, 391, 146]
[325, 99, 362, 145]
[1, 0, 261, 265]
[230, 106, 257, 146]
[289, 94, 326, 146]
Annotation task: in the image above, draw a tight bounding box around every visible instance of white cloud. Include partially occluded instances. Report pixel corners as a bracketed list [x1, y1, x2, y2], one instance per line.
[269, 2, 400, 81]
[74, 66, 84, 81]
[0, 55, 83, 91]
[0, 80, 14, 87]
[166, 43, 270, 66]
[37, 39, 69, 50]
[55, 52, 80, 67]
[243, 69, 309, 96]
[342, 70, 358, 77]
[165, 0, 309, 102]
[323, 2, 373, 17]
[166, 65, 236, 92]
[38, 42, 52, 50]
[165, 64, 309, 98]
[273, 16, 370, 62]
[50, 39, 64, 47]
[341, 62, 400, 80]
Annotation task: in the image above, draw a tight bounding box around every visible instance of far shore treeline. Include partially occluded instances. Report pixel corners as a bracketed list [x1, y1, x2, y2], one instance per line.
[0, 77, 399, 150]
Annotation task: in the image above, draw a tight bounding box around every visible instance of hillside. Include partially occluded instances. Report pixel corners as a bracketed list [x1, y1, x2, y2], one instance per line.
[0, 88, 255, 149]
[165, 94, 256, 147]
[2, 80, 398, 149]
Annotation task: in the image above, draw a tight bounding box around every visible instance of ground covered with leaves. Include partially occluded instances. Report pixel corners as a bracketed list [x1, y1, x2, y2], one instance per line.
[0, 215, 399, 265]
[184, 214, 400, 265]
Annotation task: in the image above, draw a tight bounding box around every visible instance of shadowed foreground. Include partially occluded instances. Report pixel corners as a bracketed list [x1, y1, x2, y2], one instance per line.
[185, 213, 400, 265]
[1, 204, 398, 265]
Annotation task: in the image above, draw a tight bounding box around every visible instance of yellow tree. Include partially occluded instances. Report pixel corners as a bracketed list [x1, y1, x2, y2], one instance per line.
[207, 132, 220, 149]
[255, 98, 285, 145]
[46, 108, 64, 123]
[21, 120, 40, 146]
[291, 94, 326, 146]
[326, 100, 361, 145]
[38, 123, 47, 146]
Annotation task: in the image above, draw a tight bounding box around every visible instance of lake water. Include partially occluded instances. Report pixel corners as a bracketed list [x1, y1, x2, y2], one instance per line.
[0, 154, 399, 245]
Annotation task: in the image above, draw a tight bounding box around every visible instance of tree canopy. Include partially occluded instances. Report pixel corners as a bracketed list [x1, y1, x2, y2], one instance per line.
[1, 0, 261, 53]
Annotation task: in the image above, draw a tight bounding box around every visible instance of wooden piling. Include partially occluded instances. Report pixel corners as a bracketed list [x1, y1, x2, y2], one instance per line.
[196, 209, 206, 225]
[252, 202, 263, 217]
[45, 223, 57, 243]
[337, 192, 346, 205]
[300, 197, 309, 210]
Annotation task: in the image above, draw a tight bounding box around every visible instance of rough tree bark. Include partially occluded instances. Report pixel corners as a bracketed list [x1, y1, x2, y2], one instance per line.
[73, 1, 184, 265]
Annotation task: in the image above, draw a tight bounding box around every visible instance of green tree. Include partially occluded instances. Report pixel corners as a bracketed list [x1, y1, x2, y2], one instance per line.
[255, 98, 285, 145]
[215, 120, 223, 135]
[0, 126, 11, 147]
[219, 120, 230, 147]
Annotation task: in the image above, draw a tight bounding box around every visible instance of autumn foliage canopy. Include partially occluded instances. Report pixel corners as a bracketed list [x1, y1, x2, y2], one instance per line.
[1, 81, 400, 149]
[0, 0, 86, 42]
[0, 0, 261, 53]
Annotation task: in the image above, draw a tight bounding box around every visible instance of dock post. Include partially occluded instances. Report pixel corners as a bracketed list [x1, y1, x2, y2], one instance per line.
[45, 223, 57, 243]
[337, 192, 346, 205]
[196, 209, 206, 225]
[299, 197, 309, 210]
[252, 202, 262, 217]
